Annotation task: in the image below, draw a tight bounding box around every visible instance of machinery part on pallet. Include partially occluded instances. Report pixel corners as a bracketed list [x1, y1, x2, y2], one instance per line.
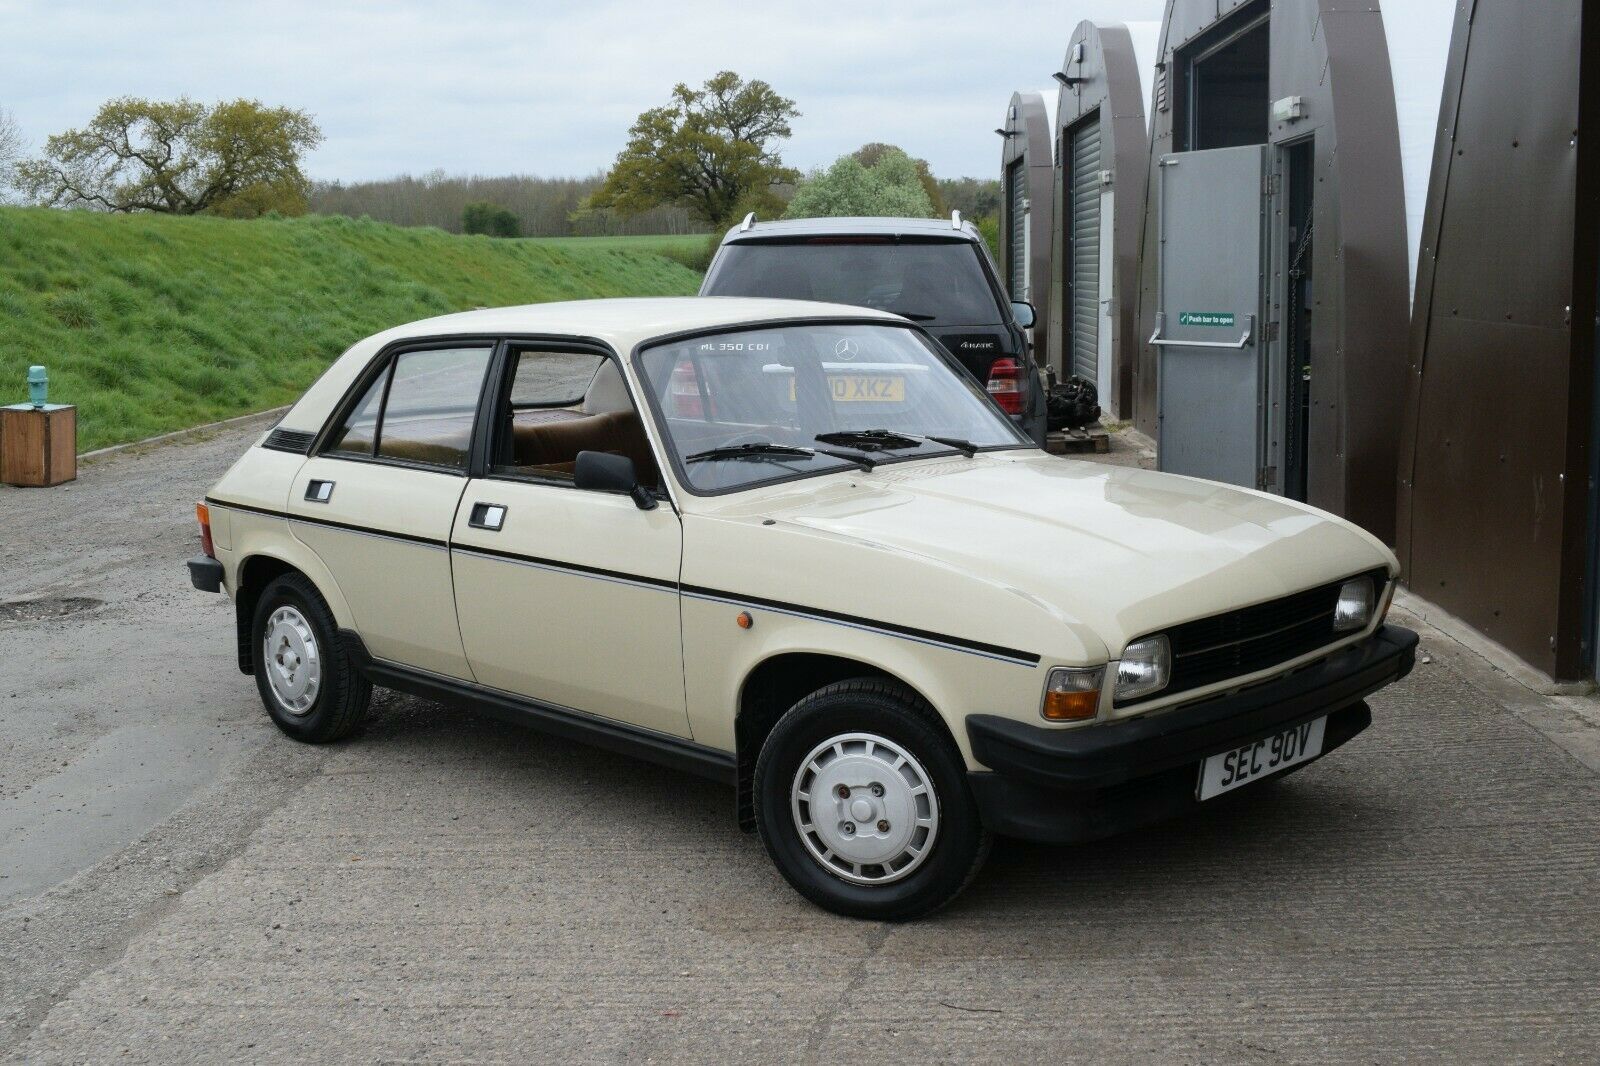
[1047, 377, 1101, 431]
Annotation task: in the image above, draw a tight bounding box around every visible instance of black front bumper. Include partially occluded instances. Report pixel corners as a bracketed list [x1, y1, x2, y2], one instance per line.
[965, 624, 1419, 843]
[186, 554, 224, 593]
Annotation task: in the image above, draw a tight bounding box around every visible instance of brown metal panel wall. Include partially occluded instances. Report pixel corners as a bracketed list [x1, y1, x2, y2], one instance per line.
[1130, 0, 1408, 543]
[1397, 0, 1590, 678]
[1305, 0, 1410, 542]
[999, 92, 1055, 360]
[1050, 21, 1151, 419]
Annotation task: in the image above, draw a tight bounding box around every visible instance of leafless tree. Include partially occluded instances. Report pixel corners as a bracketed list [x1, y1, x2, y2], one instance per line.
[0, 105, 25, 203]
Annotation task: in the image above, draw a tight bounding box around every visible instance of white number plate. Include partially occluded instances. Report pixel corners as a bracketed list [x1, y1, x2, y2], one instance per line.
[1197, 717, 1326, 801]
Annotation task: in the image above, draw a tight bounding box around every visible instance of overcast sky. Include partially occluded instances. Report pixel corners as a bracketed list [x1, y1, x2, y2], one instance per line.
[1, 0, 1168, 183]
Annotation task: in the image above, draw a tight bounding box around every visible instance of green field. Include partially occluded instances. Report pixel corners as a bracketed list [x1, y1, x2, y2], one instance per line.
[0, 209, 706, 451]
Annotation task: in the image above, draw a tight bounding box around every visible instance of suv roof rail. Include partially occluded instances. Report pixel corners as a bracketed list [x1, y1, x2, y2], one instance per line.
[950, 210, 963, 230]
[739, 211, 756, 232]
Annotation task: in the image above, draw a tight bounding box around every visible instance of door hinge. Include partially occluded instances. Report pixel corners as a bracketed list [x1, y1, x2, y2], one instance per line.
[1258, 466, 1278, 490]
[1263, 320, 1280, 343]
[1263, 173, 1280, 197]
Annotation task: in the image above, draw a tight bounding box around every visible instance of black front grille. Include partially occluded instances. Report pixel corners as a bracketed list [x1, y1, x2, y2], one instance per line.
[262, 427, 315, 454]
[1118, 568, 1388, 707]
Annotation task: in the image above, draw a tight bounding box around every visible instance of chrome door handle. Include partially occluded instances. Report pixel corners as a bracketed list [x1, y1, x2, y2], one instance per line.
[304, 480, 335, 503]
[1148, 312, 1256, 349]
[468, 502, 507, 531]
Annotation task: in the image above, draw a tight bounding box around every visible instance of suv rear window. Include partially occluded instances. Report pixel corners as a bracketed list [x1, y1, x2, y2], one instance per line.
[704, 240, 1003, 328]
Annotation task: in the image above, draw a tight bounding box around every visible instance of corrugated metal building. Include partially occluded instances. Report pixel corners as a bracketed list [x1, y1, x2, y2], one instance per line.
[1130, 0, 1410, 542]
[997, 91, 1056, 360]
[1047, 20, 1159, 419]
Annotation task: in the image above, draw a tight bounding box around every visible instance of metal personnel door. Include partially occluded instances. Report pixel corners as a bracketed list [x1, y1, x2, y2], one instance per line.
[1005, 159, 1027, 300]
[1153, 145, 1268, 488]
[1068, 115, 1103, 385]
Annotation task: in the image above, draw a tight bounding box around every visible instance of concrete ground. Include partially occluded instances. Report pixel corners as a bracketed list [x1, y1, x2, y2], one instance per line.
[1, 419, 1596, 1064]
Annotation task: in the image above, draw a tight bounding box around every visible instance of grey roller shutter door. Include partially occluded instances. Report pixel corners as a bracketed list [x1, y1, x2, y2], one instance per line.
[1069, 116, 1102, 384]
[1006, 159, 1026, 300]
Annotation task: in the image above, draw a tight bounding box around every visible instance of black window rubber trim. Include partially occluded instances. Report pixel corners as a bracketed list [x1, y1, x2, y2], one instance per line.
[203, 496, 1041, 667]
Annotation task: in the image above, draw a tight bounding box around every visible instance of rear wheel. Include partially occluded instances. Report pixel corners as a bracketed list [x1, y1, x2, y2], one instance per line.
[251, 573, 369, 743]
[753, 678, 990, 920]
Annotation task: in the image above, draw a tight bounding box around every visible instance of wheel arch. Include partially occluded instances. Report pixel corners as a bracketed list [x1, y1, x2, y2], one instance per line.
[232, 548, 351, 675]
[733, 651, 953, 832]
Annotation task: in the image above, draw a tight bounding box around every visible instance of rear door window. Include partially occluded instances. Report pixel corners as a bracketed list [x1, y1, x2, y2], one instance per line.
[326, 346, 493, 470]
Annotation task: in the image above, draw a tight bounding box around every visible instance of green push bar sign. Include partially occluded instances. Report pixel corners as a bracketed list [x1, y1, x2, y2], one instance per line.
[1179, 311, 1236, 327]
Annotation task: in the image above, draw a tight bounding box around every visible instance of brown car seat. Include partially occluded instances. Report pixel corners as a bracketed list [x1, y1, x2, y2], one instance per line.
[506, 360, 661, 485]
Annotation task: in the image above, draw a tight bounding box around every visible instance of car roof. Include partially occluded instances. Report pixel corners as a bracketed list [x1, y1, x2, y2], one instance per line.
[275, 298, 908, 437]
[718, 216, 983, 244]
[372, 296, 903, 351]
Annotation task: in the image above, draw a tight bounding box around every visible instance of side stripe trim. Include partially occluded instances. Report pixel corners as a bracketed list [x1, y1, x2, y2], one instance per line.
[451, 545, 677, 592]
[205, 497, 447, 549]
[205, 496, 1040, 667]
[680, 584, 1042, 666]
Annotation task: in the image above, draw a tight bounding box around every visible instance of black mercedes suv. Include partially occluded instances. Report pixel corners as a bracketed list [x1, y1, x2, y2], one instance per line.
[699, 213, 1048, 443]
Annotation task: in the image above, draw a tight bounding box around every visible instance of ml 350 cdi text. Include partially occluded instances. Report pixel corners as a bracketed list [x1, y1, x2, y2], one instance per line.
[187, 297, 1416, 919]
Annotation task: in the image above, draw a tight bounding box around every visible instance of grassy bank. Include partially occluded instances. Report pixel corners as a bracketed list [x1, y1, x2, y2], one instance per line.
[0, 209, 705, 451]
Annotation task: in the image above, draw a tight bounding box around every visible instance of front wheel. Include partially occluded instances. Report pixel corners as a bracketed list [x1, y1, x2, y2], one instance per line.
[753, 679, 990, 920]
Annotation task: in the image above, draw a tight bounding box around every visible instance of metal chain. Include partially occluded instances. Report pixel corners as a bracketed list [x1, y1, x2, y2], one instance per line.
[1288, 217, 1315, 280]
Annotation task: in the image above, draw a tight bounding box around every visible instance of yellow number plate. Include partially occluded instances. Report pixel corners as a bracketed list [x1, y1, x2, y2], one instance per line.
[791, 376, 906, 402]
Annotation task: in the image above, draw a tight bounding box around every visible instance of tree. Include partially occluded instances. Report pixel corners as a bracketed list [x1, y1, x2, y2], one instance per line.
[936, 176, 1001, 221]
[16, 97, 322, 216]
[784, 147, 937, 220]
[462, 201, 520, 237]
[588, 72, 800, 227]
[0, 106, 23, 202]
[851, 143, 946, 216]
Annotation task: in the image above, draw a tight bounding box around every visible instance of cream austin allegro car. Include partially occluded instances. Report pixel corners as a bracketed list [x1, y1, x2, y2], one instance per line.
[187, 297, 1417, 919]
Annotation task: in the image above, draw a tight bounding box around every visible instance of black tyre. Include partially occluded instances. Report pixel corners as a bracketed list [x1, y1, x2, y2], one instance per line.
[753, 678, 991, 920]
[251, 573, 370, 743]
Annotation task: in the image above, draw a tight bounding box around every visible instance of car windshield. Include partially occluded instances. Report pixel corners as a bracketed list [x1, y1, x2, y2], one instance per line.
[635, 323, 1029, 494]
[703, 240, 1003, 327]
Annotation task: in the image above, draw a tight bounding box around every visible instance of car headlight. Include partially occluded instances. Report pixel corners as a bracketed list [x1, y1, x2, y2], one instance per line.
[1114, 635, 1171, 702]
[1042, 665, 1105, 721]
[1333, 576, 1376, 632]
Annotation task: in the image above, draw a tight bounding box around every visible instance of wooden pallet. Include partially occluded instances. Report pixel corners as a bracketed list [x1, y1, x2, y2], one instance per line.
[1045, 423, 1110, 455]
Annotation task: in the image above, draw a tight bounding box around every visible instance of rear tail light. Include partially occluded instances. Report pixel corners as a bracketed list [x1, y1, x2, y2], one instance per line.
[670, 360, 705, 419]
[195, 502, 216, 558]
[986, 357, 1023, 414]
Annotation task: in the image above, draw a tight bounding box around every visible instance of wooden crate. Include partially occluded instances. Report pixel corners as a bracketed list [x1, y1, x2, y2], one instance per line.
[1, 404, 76, 487]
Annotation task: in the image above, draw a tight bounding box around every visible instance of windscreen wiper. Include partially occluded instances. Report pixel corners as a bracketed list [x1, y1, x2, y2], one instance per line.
[685, 442, 815, 464]
[814, 429, 921, 451]
[685, 441, 876, 471]
[815, 429, 979, 458]
[887, 309, 937, 321]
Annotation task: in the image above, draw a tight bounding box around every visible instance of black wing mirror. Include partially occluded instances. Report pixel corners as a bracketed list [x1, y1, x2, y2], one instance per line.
[574, 450, 658, 510]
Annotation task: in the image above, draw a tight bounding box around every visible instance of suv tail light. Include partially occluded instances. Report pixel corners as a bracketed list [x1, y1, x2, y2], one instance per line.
[986, 357, 1024, 414]
[195, 502, 216, 558]
[670, 360, 705, 419]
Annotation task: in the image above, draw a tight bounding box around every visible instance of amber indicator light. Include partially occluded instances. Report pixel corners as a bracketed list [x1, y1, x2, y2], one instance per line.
[1042, 689, 1098, 721]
